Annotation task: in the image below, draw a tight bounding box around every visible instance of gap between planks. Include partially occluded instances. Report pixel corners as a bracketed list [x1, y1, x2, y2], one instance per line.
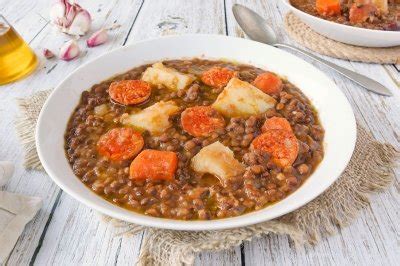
[27, 3, 145, 261]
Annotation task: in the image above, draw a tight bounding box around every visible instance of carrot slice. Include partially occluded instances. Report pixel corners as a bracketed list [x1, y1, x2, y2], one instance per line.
[349, 3, 377, 23]
[316, 0, 341, 16]
[181, 106, 226, 137]
[252, 72, 283, 95]
[261, 117, 292, 133]
[129, 149, 178, 181]
[97, 128, 144, 161]
[109, 80, 151, 105]
[251, 129, 299, 168]
[201, 67, 235, 89]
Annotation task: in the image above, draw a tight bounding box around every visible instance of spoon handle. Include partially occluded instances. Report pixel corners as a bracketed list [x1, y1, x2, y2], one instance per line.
[274, 43, 392, 96]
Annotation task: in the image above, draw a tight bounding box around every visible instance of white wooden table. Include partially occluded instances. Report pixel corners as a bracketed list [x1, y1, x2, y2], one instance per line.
[1, 0, 399, 265]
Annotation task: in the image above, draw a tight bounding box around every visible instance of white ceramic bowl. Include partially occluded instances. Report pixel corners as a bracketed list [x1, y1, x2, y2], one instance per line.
[36, 34, 356, 231]
[282, 0, 400, 47]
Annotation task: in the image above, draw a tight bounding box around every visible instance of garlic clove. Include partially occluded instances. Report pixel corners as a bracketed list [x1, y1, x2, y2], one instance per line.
[66, 9, 91, 36]
[64, 2, 79, 27]
[50, 0, 91, 36]
[59, 40, 80, 61]
[50, 0, 67, 26]
[87, 28, 108, 47]
[0, 161, 14, 187]
[43, 48, 55, 59]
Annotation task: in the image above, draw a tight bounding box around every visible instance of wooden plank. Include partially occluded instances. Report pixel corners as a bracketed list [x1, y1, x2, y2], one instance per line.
[195, 249, 242, 266]
[2, 0, 144, 264]
[122, 0, 243, 264]
[225, 0, 400, 265]
[384, 65, 400, 92]
[31, 194, 144, 265]
[124, 0, 226, 43]
[1, 0, 398, 264]
[0, 0, 48, 42]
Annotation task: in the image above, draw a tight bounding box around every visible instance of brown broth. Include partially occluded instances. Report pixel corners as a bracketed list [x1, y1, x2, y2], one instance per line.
[64, 59, 325, 220]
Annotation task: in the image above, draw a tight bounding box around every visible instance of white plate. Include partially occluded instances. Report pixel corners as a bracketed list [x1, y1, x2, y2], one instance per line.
[282, 0, 400, 47]
[36, 34, 356, 231]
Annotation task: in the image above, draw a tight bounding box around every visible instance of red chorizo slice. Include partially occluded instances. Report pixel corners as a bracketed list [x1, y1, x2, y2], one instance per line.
[251, 129, 299, 168]
[181, 106, 225, 137]
[109, 80, 151, 105]
[97, 128, 144, 161]
[261, 117, 292, 133]
[201, 67, 235, 89]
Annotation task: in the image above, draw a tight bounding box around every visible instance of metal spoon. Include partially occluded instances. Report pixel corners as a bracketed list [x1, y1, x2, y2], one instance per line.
[232, 4, 392, 96]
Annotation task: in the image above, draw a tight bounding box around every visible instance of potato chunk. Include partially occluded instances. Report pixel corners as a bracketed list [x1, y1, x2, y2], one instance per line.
[121, 101, 179, 135]
[191, 141, 245, 185]
[141, 62, 195, 91]
[372, 0, 388, 13]
[212, 78, 276, 118]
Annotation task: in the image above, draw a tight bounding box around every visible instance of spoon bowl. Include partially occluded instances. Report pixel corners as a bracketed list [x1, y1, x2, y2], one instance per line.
[232, 4, 278, 45]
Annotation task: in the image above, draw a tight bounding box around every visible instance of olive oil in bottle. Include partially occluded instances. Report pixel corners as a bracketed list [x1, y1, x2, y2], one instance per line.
[0, 16, 38, 85]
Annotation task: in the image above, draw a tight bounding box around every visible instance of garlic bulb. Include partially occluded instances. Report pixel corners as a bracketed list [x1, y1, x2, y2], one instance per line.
[0, 161, 14, 187]
[59, 40, 80, 61]
[87, 29, 108, 47]
[50, 0, 91, 36]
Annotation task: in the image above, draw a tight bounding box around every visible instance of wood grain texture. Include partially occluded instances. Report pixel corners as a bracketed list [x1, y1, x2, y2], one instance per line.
[225, 0, 400, 265]
[0, 0, 399, 265]
[123, 1, 243, 265]
[124, 0, 226, 43]
[32, 194, 144, 265]
[1, 0, 144, 264]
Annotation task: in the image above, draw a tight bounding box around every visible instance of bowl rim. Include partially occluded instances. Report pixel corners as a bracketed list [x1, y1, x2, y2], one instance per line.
[36, 34, 357, 231]
[281, 0, 400, 35]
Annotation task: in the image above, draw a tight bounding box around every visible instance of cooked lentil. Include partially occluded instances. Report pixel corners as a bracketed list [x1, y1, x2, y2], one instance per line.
[65, 58, 325, 220]
[291, 0, 399, 31]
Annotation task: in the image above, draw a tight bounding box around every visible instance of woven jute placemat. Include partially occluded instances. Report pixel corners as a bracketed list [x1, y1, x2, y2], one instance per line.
[16, 90, 399, 265]
[284, 13, 400, 64]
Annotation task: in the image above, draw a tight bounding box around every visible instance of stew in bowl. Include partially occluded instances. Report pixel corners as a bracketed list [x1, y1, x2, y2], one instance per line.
[36, 35, 356, 230]
[65, 59, 325, 220]
[290, 0, 399, 31]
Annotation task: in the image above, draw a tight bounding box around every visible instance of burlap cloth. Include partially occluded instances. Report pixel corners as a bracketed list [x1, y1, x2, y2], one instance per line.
[16, 90, 399, 265]
[284, 13, 400, 64]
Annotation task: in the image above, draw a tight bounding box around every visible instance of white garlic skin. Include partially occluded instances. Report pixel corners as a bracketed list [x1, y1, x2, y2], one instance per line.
[0, 161, 14, 187]
[50, 0, 92, 36]
[59, 40, 80, 61]
[43, 48, 55, 59]
[66, 9, 91, 36]
[87, 29, 108, 47]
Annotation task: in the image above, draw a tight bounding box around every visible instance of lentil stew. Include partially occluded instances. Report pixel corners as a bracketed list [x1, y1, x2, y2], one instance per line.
[290, 0, 400, 31]
[64, 58, 325, 220]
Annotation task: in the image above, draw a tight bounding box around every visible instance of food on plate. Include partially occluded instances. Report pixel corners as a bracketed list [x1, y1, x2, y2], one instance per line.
[349, 3, 378, 23]
[141, 62, 195, 91]
[65, 58, 324, 220]
[181, 106, 226, 137]
[109, 80, 151, 105]
[261, 117, 293, 132]
[251, 129, 299, 168]
[201, 66, 236, 89]
[97, 128, 144, 161]
[290, 0, 400, 31]
[212, 77, 276, 117]
[191, 141, 245, 185]
[252, 72, 283, 95]
[121, 101, 179, 135]
[130, 150, 178, 181]
[372, 0, 389, 13]
[316, 0, 341, 16]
